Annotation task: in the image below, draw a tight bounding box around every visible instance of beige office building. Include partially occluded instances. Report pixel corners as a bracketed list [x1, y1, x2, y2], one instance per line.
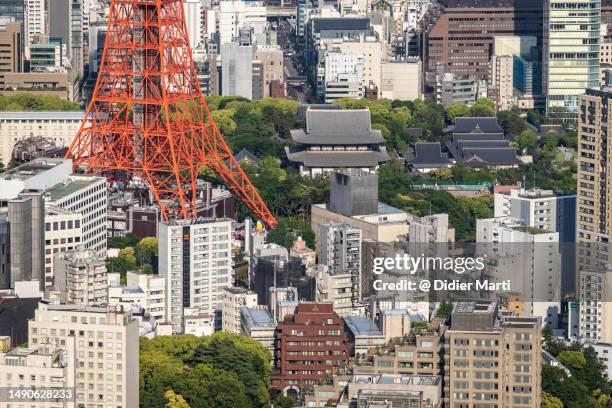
[0, 340, 76, 408]
[255, 46, 284, 98]
[444, 302, 541, 408]
[28, 302, 139, 408]
[220, 286, 258, 334]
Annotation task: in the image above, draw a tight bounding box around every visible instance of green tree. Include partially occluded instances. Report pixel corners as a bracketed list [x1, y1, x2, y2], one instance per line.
[273, 396, 294, 408]
[558, 351, 587, 370]
[469, 98, 496, 117]
[0, 94, 80, 111]
[435, 301, 454, 319]
[514, 130, 538, 155]
[267, 218, 315, 249]
[136, 237, 159, 267]
[446, 102, 470, 123]
[119, 247, 137, 265]
[165, 390, 191, 408]
[541, 392, 563, 408]
[497, 108, 527, 135]
[108, 233, 139, 249]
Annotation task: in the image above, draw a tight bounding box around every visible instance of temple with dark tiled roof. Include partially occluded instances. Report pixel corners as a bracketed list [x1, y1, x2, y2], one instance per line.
[444, 117, 521, 168]
[405, 142, 452, 173]
[285, 108, 390, 177]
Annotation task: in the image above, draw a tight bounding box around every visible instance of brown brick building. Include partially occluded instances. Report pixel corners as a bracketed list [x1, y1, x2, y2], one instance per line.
[271, 302, 348, 394]
[422, 0, 543, 86]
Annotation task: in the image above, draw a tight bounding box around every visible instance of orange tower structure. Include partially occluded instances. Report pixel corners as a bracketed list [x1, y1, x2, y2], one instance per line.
[66, 0, 276, 227]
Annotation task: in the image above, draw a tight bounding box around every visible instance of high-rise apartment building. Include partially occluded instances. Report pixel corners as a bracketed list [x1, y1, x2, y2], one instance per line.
[543, 0, 601, 116]
[44, 205, 84, 286]
[159, 218, 233, 334]
[271, 302, 348, 393]
[28, 302, 139, 407]
[489, 55, 514, 111]
[24, 0, 45, 56]
[579, 266, 612, 342]
[183, 0, 203, 49]
[221, 286, 258, 334]
[444, 302, 541, 408]
[54, 247, 108, 305]
[576, 88, 612, 272]
[318, 223, 362, 304]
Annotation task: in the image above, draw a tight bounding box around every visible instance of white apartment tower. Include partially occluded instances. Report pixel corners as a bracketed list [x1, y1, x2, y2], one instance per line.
[318, 223, 362, 304]
[183, 0, 203, 49]
[159, 218, 233, 334]
[25, 0, 45, 57]
[28, 302, 139, 408]
[543, 0, 600, 114]
[44, 205, 84, 287]
[220, 286, 258, 333]
[54, 247, 108, 306]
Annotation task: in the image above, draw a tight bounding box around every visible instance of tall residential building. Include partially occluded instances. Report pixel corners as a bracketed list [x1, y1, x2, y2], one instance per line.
[221, 286, 258, 334]
[579, 266, 612, 341]
[24, 0, 45, 56]
[158, 218, 233, 334]
[543, 0, 601, 116]
[576, 88, 612, 272]
[314, 265, 353, 316]
[54, 247, 108, 305]
[489, 55, 514, 111]
[255, 45, 283, 98]
[183, 0, 203, 49]
[444, 302, 541, 408]
[217, 0, 267, 45]
[270, 302, 348, 393]
[318, 223, 362, 304]
[44, 205, 84, 286]
[28, 302, 139, 408]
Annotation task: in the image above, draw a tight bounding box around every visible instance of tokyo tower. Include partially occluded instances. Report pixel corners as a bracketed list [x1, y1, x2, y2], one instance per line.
[66, 0, 276, 228]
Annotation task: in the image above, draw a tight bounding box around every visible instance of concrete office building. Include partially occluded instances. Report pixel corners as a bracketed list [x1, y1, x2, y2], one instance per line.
[0, 111, 85, 167]
[54, 247, 108, 306]
[543, 0, 600, 116]
[380, 59, 422, 101]
[5, 192, 45, 290]
[0, 22, 23, 88]
[28, 302, 139, 408]
[221, 286, 258, 334]
[49, 0, 83, 77]
[0, 342, 77, 408]
[0, 1, 24, 25]
[158, 218, 233, 334]
[444, 302, 541, 408]
[422, 0, 543, 85]
[255, 45, 283, 98]
[318, 223, 362, 304]
[311, 171, 409, 242]
[576, 88, 612, 275]
[321, 51, 365, 102]
[44, 205, 84, 287]
[217, 0, 267, 45]
[240, 307, 276, 354]
[477, 217, 561, 324]
[344, 315, 386, 356]
[221, 43, 254, 99]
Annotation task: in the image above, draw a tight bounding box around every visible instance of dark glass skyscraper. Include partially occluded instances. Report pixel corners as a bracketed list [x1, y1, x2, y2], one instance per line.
[0, 1, 24, 24]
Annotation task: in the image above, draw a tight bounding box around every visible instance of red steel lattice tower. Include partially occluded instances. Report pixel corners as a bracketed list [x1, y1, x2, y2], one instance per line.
[66, 0, 276, 227]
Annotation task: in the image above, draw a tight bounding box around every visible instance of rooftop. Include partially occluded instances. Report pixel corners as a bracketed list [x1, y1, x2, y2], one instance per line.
[290, 109, 384, 145]
[241, 307, 276, 329]
[312, 17, 370, 33]
[454, 301, 498, 315]
[406, 142, 451, 166]
[0, 111, 85, 120]
[1, 158, 67, 181]
[46, 176, 103, 201]
[344, 316, 383, 337]
[352, 373, 440, 386]
[285, 147, 390, 167]
[452, 117, 503, 134]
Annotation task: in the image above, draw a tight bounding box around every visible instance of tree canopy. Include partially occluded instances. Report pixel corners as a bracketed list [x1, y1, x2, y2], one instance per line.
[140, 333, 272, 408]
[0, 94, 81, 111]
